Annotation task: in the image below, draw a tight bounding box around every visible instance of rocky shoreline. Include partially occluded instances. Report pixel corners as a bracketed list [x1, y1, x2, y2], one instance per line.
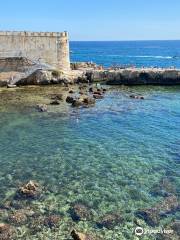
[86, 67, 180, 85]
[1, 62, 180, 87]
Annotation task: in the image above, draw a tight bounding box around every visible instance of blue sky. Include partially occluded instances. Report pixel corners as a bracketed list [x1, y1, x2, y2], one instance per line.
[0, 0, 180, 40]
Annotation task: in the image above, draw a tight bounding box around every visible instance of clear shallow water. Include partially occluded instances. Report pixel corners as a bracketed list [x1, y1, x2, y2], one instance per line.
[70, 41, 180, 68]
[0, 85, 179, 239]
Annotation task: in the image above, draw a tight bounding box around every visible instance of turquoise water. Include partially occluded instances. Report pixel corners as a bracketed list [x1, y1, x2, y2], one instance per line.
[0, 85, 179, 239]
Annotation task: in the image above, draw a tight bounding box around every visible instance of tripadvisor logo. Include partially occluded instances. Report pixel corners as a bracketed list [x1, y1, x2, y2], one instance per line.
[134, 227, 174, 236]
[135, 227, 144, 236]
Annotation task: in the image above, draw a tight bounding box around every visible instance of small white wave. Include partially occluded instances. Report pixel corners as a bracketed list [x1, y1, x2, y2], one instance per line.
[108, 55, 174, 59]
[128, 55, 173, 59]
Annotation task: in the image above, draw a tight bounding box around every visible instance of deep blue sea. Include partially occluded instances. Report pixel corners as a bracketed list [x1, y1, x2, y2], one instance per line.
[0, 41, 179, 239]
[70, 40, 180, 68]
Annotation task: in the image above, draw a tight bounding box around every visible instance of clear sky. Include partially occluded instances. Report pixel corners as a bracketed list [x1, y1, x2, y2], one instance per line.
[0, 0, 180, 41]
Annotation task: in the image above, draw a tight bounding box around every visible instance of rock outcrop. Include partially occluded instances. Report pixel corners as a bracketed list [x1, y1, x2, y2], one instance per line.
[86, 68, 180, 85]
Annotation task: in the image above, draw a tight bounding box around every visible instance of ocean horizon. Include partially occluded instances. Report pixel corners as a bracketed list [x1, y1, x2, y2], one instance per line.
[70, 40, 180, 68]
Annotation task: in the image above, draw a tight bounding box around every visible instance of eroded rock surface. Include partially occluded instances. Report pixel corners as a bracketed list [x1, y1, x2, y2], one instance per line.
[16, 180, 42, 199]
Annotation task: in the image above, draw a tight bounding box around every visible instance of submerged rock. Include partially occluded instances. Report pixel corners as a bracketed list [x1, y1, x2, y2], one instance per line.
[44, 214, 61, 229]
[150, 178, 177, 197]
[171, 220, 180, 235]
[0, 223, 15, 240]
[156, 220, 180, 240]
[136, 207, 160, 227]
[72, 99, 84, 107]
[71, 229, 95, 240]
[36, 104, 48, 112]
[66, 96, 74, 104]
[0, 201, 12, 210]
[136, 195, 179, 226]
[129, 94, 144, 100]
[8, 210, 28, 225]
[89, 87, 94, 93]
[71, 96, 95, 108]
[69, 90, 74, 94]
[83, 97, 95, 105]
[62, 86, 69, 91]
[50, 100, 60, 105]
[93, 94, 104, 99]
[28, 216, 45, 234]
[93, 91, 102, 95]
[159, 195, 179, 214]
[50, 94, 63, 101]
[97, 213, 123, 229]
[16, 180, 42, 199]
[70, 203, 92, 221]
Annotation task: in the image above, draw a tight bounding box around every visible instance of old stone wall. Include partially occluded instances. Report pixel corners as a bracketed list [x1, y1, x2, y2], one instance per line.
[0, 31, 70, 71]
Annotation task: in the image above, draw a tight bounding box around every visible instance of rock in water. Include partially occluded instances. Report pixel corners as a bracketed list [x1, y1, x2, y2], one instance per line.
[136, 195, 179, 226]
[50, 100, 60, 105]
[0, 223, 15, 240]
[71, 96, 95, 108]
[93, 94, 104, 99]
[97, 213, 123, 229]
[89, 87, 94, 93]
[16, 180, 42, 199]
[44, 215, 61, 229]
[171, 220, 180, 235]
[71, 229, 94, 240]
[129, 94, 144, 100]
[8, 210, 28, 226]
[150, 178, 177, 197]
[72, 99, 84, 107]
[50, 94, 63, 101]
[159, 195, 179, 214]
[135, 207, 160, 227]
[36, 104, 48, 112]
[70, 203, 92, 221]
[83, 97, 95, 105]
[69, 90, 74, 94]
[66, 96, 74, 103]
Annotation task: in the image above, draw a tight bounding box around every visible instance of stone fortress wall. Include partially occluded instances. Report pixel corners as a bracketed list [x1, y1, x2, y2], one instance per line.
[0, 31, 70, 71]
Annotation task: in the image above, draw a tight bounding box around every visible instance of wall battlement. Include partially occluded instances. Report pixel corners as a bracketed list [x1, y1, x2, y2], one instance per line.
[0, 31, 70, 71]
[0, 31, 68, 37]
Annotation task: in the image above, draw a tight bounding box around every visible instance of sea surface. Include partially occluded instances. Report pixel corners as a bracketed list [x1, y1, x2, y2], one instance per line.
[0, 41, 179, 239]
[70, 40, 180, 68]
